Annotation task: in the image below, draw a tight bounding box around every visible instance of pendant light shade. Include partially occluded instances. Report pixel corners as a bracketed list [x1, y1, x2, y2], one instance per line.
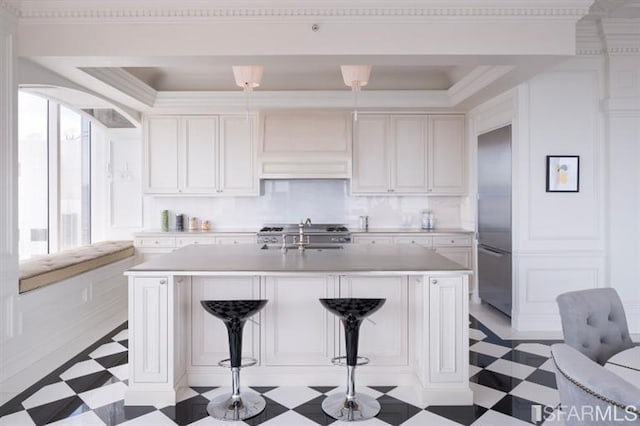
[232, 65, 264, 92]
[340, 65, 371, 90]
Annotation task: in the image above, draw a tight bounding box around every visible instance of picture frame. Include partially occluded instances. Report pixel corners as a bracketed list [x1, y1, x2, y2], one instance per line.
[546, 155, 579, 192]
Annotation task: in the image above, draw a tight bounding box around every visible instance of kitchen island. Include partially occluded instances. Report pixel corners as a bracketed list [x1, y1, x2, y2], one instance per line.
[124, 244, 472, 406]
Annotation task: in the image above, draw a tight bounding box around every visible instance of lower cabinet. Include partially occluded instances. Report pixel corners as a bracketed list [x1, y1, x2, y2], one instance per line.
[263, 276, 338, 366]
[434, 247, 472, 269]
[339, 276, 409, 366]
[191, 277, 261, 366]
[131, 277, 169, 383]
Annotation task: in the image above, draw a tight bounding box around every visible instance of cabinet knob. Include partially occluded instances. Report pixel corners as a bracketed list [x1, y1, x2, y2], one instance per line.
[431, 279, 438, 285]
[411, 240, 416, 244]
[451, 240, 455, 244]
[371, 241, 376, 244]
[159, 279, 167, 285]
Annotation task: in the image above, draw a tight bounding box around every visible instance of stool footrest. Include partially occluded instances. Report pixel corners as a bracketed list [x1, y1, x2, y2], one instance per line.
[330, 356, 370, 366]
[218, 357, 258, 368]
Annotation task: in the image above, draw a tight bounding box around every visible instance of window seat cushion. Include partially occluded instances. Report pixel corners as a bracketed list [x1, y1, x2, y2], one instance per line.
[19, 240, 135, 293]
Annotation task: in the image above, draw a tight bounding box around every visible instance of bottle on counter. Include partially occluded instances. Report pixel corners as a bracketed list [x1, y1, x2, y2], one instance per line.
[161, 210, 169, 232]
[201, 220, 211, 231]
[175, 213, 184, 232]
[188, 217, 198, 231]
[421, 210, 435, 230]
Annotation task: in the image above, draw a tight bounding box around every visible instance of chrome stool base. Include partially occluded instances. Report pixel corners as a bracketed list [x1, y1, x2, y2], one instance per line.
[321, 393, 381, 422]
[206, 391, 266, 421]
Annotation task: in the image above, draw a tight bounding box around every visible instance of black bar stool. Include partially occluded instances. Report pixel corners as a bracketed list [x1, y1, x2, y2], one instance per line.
[200, 299, 268, 421]
[319, 298, 386, 421]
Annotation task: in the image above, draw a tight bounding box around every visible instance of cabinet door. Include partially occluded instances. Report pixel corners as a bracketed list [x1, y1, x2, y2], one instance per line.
[132, 277, 168, 382]
[390, 115, 428, 193]
[352, 235, 394, 245]
[191, 277, 260, 366]
[146, 117, 179, 193]
[339, 276, 408, 366]
[393, 235, 433, 248]
[219, 115, 258, 195]
[215, 235, 256, 245]
[352, 115, 389, 193]
[264, 276, 337, 366]
[182, 117, 218, 193]
[434, 247, 472, 269]
[428, 275, 466, 383]
[428, 115, 466, 194]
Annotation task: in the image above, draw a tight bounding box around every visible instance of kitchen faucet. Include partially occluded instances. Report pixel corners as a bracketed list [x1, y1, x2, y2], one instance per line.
[304, 217, 312, 226]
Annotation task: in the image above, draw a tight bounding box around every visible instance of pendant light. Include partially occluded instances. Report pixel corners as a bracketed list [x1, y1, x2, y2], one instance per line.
[232, 65, 264, 119]
[340, 65, 371, 121]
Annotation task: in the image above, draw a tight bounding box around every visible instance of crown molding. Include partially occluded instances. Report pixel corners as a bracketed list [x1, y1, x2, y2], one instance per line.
[601, 18, 640, 55]
[153, 90, 452, 111]
[0, 1, 19, 25]
[576, 19, 604, 55]
[448, 65, 514, 106]
[12, 0, 593, 22]
[79, 67, 157, 108]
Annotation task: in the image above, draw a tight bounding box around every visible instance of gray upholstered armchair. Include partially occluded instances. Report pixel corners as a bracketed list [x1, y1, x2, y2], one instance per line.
[551, 344, 640, 425]
[557, 288, 634, 365]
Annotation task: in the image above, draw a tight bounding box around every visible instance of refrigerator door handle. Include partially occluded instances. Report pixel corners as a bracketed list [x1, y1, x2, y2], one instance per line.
[479, 246, 506, 257]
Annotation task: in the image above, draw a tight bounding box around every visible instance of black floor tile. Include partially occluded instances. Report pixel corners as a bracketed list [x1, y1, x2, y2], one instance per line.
[293, 395, 336, 425]
[93, 399, 156, 425]
[26, 395, 90, 425]
[376, 394, 421, 426]
[243, 396, 289, 426]
[525, 369, 557, 389]
[119, 339, 128, 348]
[65, 370, 117, 394]
[191, 386, 218, 394]
[94, 351, 128, 369]
[425, 404, 488, 426]
[160, 395, 210, 426]
[309, 386, 338, 394]
[250, 386, 278, 394]
[469, 351, 498, 368]
[502, 350, 548, 368]
[470, 369, 522, 393]
[491, 394, 553, 425]
[369, 386, 396, 394]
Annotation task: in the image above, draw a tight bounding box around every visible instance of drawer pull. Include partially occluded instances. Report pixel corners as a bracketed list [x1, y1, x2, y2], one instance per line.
[159, 279, 167, 285]
[432, 279, 438, 285]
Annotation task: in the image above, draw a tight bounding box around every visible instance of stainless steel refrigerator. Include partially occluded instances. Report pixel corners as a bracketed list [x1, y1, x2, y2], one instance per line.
[477, 125, 512, 317]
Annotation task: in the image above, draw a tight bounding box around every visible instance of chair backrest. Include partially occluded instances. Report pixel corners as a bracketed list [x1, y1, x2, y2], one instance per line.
[556, 288, 633, 365]
[551, 344, 640, 425]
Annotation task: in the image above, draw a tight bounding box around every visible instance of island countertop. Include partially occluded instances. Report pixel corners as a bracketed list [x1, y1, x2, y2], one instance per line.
[126, 243, 471, 276]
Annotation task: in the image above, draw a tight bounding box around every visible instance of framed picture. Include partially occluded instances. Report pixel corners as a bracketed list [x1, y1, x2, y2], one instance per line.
[546, 155, 579, 192]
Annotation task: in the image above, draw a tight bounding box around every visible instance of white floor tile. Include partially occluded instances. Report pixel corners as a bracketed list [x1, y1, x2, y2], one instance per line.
[0, 410, 36, 426]
[21, 382, 76, 409]
[469, 341, 511, 358]
[514, 343, 551, 358]
[510, 381, 559, 407]
[332, 417, 388, 426]
[89, 342, 127, 359]
[200, 388, 229, 402]
[262, 386, 322, 409]
[60, 360, 106, 381]
[78, 382, 127, 409]
[259, 410, 319, 425]
[472, 409, 532, 426]
[400, 410, 461, 426]
[107, 364, 129, 381]
[111, 329, 129, 342]
[469, 328, 487, 341]
[469, 382, 507, 409]
[176, 387, 199, 403]
[469, 365, 482, 378]
[386, 386, 427, 409]
[539, 358, 556, 373]
[485, 358, 536, 380]
[119, 410, 176, 426]
[48, 410, 106, 425]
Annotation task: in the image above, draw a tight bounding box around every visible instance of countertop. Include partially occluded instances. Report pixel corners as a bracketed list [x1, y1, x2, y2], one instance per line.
[134, 228, 473, 236]
[126, 243, 472, 276]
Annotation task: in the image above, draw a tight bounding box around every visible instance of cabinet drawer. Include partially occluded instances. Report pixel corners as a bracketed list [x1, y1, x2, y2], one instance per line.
[393, 236, 433, 247]
[353, 236, 394, 245]
[176, 237, 216, 247]
[433, 236, 471, 247]
[135, 237, 176, 248]
[216, 236, 256, 245]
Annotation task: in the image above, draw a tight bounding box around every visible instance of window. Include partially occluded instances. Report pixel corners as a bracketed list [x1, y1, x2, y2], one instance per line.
[18, 92, 92, 260]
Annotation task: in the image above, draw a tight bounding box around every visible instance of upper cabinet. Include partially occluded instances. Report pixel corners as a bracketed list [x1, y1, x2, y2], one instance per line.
[145, 115, 257, 195]
[259, 111, 351, 179]
[352, 114, 465, 195]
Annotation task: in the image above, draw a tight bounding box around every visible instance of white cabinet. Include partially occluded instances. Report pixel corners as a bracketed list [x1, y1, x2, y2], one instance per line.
[352, 114, 465, 195]
[339, 276, 409, 366]
[145, 115, 257, 195]
[393, 236, 433, 248]
[131, 277, 169, 383]
[428, 275, 467, 383]
[435, 247, 472, 269]
[352, 114, 427, 194]
[264, 276, 337, 366]
[352, 235, 394, 245]
[428, 115, 466, 194]
[259, 112, 351, 178]
[216, 235, 256, 245]
[191, 277, 260, 366]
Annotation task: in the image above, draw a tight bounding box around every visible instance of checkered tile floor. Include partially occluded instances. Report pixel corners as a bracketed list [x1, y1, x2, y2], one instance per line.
[0, 316, 562, 425]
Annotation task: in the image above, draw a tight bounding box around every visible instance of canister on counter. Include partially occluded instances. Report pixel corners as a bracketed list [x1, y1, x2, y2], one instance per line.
[188, 217, 198, 231]
[161, 210, 169, 232]
[201, 220, 211, 231]
[175, 214, 184, 231]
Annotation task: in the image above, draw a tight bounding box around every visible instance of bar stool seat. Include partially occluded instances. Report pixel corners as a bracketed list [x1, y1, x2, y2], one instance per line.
[319, 298, 386, 422]
[201, 299, 268, 421]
